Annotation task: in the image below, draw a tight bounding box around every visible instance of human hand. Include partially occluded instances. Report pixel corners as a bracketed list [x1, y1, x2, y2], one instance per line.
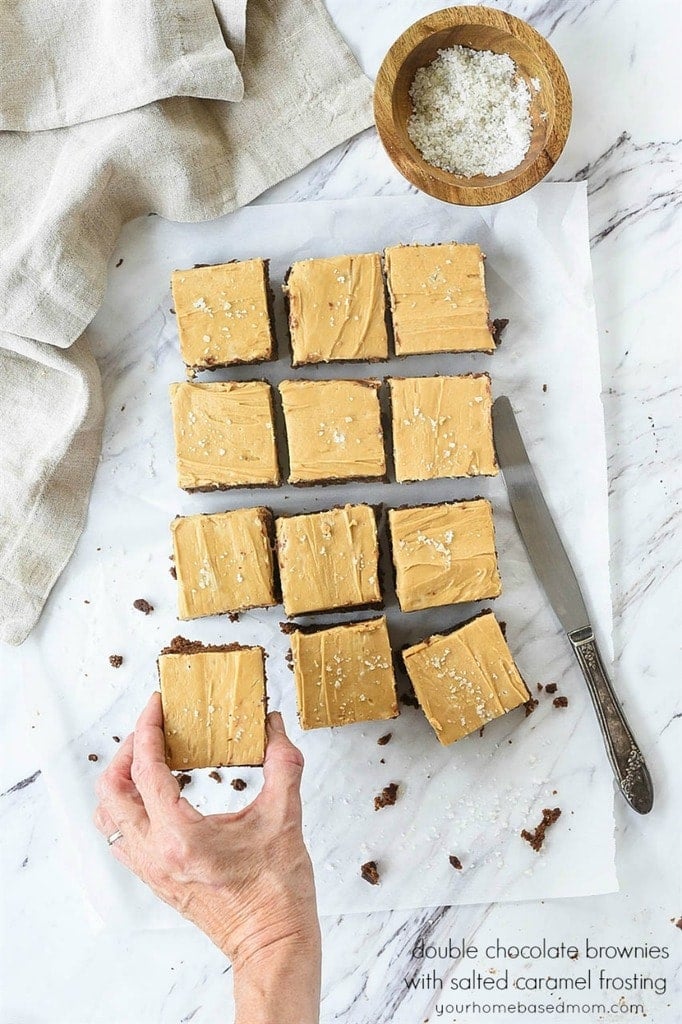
[94, 693, 321, 1024]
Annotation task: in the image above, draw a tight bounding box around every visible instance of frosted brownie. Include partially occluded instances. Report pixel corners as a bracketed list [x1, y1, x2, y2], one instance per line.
[171, 259, 275, 372]
[283, 253, 388, 366]
[387, 374, 497, 481]
[384, 242, 494, 355]
[388, 499, 502, 612]
[171, 507, 277, 620]
[285, 617, 399, 730]
[279, 379, 386, 485]
[158, 637, 267, 769]
[169, 380, 280, 491]
[275, 504, 381, 616]
[402, 611, 530, 746]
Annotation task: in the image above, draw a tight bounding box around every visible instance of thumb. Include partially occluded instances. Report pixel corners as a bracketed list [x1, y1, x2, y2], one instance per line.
[261, 712, 304, 809]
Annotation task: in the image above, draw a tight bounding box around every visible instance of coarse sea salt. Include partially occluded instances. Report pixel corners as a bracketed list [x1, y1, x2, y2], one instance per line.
[407, 44, 533, 178]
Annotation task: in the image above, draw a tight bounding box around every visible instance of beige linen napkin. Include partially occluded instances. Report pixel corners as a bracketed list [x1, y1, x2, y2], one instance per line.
[0, 0, 373, 644]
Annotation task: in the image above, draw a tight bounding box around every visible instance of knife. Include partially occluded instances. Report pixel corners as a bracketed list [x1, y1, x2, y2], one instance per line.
[492, 396, 653, 814]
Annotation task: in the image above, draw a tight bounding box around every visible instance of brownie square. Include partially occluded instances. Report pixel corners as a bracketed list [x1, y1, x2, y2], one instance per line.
[158, 637, 267, 769]
[169, 380, 280, 491]
[279, 379, 386, 485]
[171, 259, 275, 372]
[171, 507, 277, 620]
[388, 374, 497, 481]
[402, 611, 530, 746]
[388, 499, 502, 612]
[384, 243, 494, 355]
[275, 504, 381, 616]
[283, 252, 388, 366]
[286, 617, 399, 730]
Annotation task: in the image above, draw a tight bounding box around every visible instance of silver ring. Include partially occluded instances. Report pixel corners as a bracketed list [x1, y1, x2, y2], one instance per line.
[107, 829, 124, 846]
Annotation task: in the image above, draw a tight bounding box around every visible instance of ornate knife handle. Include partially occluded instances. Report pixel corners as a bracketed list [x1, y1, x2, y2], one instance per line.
[568, 627, 653, 814]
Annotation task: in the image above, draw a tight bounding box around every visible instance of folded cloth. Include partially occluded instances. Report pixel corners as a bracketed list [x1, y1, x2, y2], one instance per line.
[0, 0, 374, 645]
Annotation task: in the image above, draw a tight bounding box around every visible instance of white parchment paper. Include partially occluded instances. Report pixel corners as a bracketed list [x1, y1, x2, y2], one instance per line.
[24, 184, 617, 927]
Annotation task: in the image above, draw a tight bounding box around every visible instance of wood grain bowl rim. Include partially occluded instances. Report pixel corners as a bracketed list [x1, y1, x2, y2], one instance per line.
[373, 5, 573, 207]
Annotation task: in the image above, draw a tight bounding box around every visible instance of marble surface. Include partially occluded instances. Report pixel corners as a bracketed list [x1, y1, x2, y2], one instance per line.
[1, 1, 680, 1022]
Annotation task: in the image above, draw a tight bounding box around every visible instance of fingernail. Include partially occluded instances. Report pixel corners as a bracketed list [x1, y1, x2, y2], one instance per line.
[267, 711, 285, 733]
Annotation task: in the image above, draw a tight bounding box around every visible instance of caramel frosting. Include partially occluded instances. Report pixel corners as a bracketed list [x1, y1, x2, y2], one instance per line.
[402, 612, 529, 746]
[171, 260, 274, 370]
[276, 504, 381, 616]
[169, 380, 280, 490]
[388, 374, 497, 481]
[159, 644, 266, 769]
[388, 500, 502, 612]
[171, 507, 276, 620]
[284, 253, 388, 365]
[289, 617, 398, 730]
[279, 379, 386, 484]
[385, 243, 494, 355]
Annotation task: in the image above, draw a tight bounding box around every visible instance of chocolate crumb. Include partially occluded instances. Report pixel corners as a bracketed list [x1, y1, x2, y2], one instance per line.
[377, 733, 392, 746]
[361, 860, 380, 885]
[208, 770, 222, 783]
[379, 758, 385, 764]
[675, 918, 682, 930]
[133, 598, 154, 615]
[569, 950, 579, 959]
[374, 782, 399, 811]
[449, 855, 463, 870]
[521, 807, 562, 852]
[112, 736, 121, 743]
[491, 318, 509, 344]
[228, 612, 240, 623]
[115, 258, 123, 268]
[120, 405, 125, 412]
[170, 307, 175, 315]
[84, 600, 90, 604]
[545, 683, 558, 694]
[478, 725, 485, 737]
[553, 695, 569, 708]
[169, 566, 177, 579]
[524, 698, 539, 717]
[176, 773, 192, 791]
[109, 654, 123, 668]
[88, 753, 98, 762]
[537, 683, 544, 692]
[542, 383, 548, 393]
[231, 778, 247, 791]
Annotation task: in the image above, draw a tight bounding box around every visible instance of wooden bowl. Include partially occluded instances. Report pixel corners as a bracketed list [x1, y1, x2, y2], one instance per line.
[374, 6, 572, 206]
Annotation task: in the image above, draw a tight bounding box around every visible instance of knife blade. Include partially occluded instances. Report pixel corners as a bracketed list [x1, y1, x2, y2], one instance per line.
[492, 396, 654, 815]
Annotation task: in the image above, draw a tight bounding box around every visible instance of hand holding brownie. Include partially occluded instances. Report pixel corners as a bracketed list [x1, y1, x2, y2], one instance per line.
[93, 693, 321, 1024]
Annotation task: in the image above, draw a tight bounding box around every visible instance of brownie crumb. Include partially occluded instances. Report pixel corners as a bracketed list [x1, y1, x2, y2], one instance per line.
[112, 736, 121, 743]
[231, 778, 247, 791]
[542, 383, 548, 393]
[374, 782, 399, 811]
[545, 683, 558, 694]
[537, 683, 544, 692]
[109, 654, 123, 668]
[478, 725, 485, 737]
[377, 733, 392, 746]
[675, 918, 682, 930]
[88, 753, 98, 762]
[169, 307, 175, 315]
[568, 950, 579, 959]
[84, 600, 90, 605]
[379, 758, 385, 764]
[228, 612, 240, 623]
[176, 772, 192, 791]
[361, 860, 380, 885]
[449, 855, 463, 870]
[115, 258, 123, 268]
[553, 695, 569, 708]
[208, 770, 222, 783]
[524, 698, 539, 717]
[491, 318, 509, 344]
[133, 598, 154, 615]
[521, 807, 562, 852]
[169, 566, 177, 580]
